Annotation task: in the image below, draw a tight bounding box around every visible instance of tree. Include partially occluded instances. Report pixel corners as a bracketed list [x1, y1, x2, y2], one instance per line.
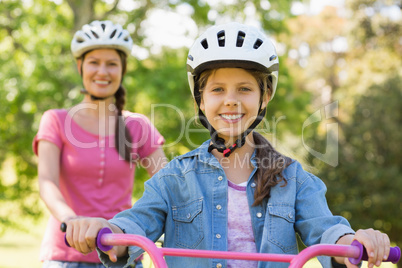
[322, 76, 402, 253]
[287, 0, 402, 255]
[321, 0, 402, 257]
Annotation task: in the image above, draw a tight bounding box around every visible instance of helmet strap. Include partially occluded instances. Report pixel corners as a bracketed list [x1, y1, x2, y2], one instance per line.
[202, 105, 266, 157]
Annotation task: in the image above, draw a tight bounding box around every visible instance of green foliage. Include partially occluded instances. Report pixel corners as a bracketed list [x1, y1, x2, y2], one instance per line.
[318, 76, 402, 246]
[304, 0, 402, 250]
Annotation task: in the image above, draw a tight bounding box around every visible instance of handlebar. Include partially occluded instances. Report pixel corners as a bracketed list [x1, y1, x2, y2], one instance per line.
[63, 226, 401, 268]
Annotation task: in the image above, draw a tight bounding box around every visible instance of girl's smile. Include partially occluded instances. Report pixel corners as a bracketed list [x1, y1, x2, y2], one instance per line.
[200, 68, 268, 143]
[220, 113, 244, 122]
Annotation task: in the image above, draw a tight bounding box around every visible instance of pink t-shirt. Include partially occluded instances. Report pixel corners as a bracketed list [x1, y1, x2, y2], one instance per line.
[33, 109, 164, 263]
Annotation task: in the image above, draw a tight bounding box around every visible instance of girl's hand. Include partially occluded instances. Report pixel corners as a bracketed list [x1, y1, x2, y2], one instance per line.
[338, 228, 391, 268]
[64, 217, 121, 262]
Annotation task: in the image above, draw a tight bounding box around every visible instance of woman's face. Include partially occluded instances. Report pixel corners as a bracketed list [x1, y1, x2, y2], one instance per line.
[78, 49, 123, 99]
[200, 68, 269, 143]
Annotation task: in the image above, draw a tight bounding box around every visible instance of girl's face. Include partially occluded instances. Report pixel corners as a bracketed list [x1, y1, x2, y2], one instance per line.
[78, 49, 123, 99]
[200, 68, 269, 143]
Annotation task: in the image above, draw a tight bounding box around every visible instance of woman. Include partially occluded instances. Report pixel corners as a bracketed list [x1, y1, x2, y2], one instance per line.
[33, 20, 166, 268]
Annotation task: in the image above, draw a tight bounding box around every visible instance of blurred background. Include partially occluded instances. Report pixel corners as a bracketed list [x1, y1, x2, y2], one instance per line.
[0, 0, 401, 267]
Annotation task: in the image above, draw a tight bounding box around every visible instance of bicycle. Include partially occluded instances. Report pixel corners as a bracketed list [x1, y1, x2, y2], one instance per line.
[64, 226, 400, 268]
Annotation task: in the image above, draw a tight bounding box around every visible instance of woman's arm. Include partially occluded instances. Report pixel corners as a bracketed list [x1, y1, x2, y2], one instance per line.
[37, 140, 76, 222]
[142, 147, 168, 177]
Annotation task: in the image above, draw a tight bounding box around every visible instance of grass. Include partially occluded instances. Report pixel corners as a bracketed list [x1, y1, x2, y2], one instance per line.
[0, 214, 397, 268]
[0, 217, 46, 268]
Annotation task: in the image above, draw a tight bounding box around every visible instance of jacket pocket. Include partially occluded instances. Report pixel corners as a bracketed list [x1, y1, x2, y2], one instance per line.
[172, 198, 204, 249]
[267, 204, 297, 253]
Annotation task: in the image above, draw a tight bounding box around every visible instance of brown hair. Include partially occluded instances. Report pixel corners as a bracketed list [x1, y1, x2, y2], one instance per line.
[196, 68, 291, 206]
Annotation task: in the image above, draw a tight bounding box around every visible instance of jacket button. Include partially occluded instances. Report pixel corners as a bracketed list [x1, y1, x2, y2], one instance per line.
[216, 205, 222, 210]
[288, 213, 293, 219]
[216, 263, 222, 268]
[256, 212, 262, 218]
[251, 182, 256, 188]
[216, 234, 221, 239]
[218, 176, 223, 181]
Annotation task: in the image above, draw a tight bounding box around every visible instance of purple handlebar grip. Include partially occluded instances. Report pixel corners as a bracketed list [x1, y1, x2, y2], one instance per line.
[388, 246, 401, 264]
[63, 225, 113, 252]
[96, 227, 113, 252]
[349, 240, 401, 264]
[64, 235, 71, 247]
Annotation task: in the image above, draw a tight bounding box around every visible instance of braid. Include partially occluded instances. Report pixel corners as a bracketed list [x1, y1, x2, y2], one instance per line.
[114, 84, 132, 162]
[111, 50, 132, 162]
[252, 132, 292, 206]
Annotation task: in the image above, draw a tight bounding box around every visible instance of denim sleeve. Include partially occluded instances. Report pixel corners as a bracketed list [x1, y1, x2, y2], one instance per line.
[97, 172, 169, 267]
[318, 224, 358, 267]
[291, 163, 357, 268]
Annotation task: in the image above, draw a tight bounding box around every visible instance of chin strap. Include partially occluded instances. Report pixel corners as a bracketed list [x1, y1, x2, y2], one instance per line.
[203, 106, 266, 157]
[208, 138, 241, 158]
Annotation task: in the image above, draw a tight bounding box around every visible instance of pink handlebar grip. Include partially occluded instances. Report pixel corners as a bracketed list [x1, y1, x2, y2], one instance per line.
[348, 240, 401, 265]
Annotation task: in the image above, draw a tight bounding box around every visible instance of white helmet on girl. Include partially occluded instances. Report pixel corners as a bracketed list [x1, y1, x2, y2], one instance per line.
[71, 20, 133, 58]
[187, 22, 279, 157]
[187, 22, 279, 99]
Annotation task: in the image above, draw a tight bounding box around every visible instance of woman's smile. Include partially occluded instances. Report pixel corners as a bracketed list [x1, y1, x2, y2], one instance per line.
[94, 80, 111, 85]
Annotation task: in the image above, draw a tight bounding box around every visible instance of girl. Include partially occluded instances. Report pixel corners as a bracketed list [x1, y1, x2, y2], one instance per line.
[64, 22, 390, 268]
[33, 20, 166, 268]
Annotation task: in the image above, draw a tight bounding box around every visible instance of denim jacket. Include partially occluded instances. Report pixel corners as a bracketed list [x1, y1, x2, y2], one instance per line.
[99, 140, 354, 268]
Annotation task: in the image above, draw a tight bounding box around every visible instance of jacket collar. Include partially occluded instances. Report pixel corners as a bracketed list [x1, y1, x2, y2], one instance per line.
[177, 139, 258, 169]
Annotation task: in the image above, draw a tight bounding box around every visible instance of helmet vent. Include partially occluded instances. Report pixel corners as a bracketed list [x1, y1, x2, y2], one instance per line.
[201, 39, 208, 49]
[217, 30, 225, 47]
[101, 23, 106, 31]
[91, 30, 99, 39]
[76, 37, 85, 43]
[253, 39, 263, 49]
[236, 31, 246, 47]
[110, 29, 117, 38]
[85, 33, 92, 39]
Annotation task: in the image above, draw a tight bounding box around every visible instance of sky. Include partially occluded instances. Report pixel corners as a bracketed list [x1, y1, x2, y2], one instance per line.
[66, 0, 399, 59]
[131, 0, 348, 59]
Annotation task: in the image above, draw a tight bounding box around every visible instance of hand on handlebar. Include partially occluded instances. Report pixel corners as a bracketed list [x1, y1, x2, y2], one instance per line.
[340, 228, 391, 268]
[61, 217, 120, 262]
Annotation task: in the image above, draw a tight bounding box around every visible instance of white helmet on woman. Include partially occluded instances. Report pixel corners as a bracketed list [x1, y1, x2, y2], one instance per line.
[71, 20, 133, 58]
[187, 22, 279, 100]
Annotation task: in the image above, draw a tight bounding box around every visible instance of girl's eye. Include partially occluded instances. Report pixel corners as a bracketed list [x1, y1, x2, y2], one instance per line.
[240, 87, 251, 92]
[212, 87, 223, 92]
